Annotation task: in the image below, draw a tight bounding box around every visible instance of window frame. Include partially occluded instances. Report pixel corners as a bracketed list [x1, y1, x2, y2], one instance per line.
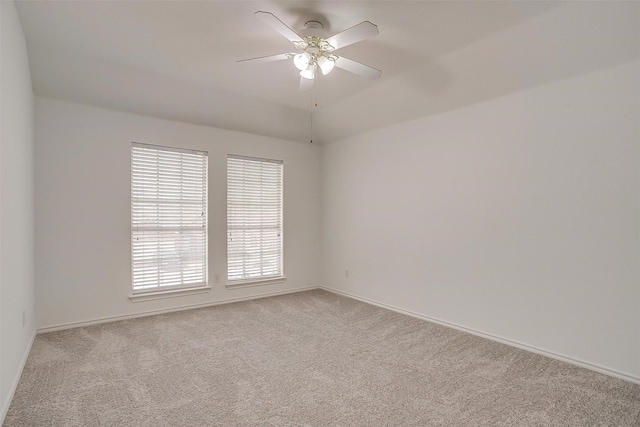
[226, 154, 285, 288]
[129, 142, 210, 301]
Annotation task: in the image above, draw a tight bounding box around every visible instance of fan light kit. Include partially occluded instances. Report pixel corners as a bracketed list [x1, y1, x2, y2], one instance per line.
[238, 11, 382, 91]
[292, 21, 337, 80]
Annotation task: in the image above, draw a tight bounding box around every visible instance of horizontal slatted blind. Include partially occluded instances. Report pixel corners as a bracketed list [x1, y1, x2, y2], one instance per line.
[227, 155, 283, 281]
[131, 142, 208, 291]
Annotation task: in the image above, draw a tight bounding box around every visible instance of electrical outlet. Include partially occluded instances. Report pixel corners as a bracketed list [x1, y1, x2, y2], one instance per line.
[214, 273, 220, 283]
[345, 269, 350, 278]
[22, 310, 26, 327]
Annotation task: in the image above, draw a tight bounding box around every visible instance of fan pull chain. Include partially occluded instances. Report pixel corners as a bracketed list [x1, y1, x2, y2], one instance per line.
[310, 78, 319, 145]
[310, 78, 317, 145]
[310, 111, 313, 145]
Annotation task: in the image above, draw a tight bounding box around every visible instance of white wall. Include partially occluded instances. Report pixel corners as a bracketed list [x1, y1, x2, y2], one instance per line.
[0, 0, 36, 420]
[35, 97, 321, 329]
[321, 60, 640, 381]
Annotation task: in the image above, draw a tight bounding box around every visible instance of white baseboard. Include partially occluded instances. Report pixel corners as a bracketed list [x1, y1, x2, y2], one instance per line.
[38, 286, 320, 334]
[1, 330, 36, 425]
[320, 286, 640, 386]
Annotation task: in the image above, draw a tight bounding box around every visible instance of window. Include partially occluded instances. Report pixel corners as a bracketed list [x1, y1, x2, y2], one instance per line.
[227, 155, 283, 284]
[131, 142, 208, 293]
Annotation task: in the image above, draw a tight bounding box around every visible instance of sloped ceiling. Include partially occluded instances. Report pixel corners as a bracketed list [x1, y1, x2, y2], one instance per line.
[15, 1, 640, 143]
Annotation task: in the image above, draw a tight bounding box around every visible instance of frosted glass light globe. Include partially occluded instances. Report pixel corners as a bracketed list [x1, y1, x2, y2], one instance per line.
[317, 55, 335, 75]
[293, 52, 311, 71]
[300, 64, 316, 80]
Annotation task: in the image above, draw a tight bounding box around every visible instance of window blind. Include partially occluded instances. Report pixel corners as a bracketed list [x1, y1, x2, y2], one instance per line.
[131, 142, 208, 291]
[227, 155, 283, 281]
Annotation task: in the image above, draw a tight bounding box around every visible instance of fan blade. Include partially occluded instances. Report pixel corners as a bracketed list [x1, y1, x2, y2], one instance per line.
[325, 21, 379, 51]
[334, 56, 382, 80]
[299, 75, 314, 91]
[255, 11, 303, 43]
[237, 53, 293, 64]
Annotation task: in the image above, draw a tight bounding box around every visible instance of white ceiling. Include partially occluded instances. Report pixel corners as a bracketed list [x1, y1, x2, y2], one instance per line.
[15, 1, 640, 143]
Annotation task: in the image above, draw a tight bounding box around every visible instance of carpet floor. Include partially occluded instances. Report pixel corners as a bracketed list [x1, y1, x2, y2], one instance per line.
[4, 289, 640, 426]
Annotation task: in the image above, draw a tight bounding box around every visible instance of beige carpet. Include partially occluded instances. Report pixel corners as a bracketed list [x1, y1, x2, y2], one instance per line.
[5, 289, 640, 426]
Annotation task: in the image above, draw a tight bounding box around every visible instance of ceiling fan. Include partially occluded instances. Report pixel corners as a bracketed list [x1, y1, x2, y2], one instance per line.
[238, 11, 382, 91]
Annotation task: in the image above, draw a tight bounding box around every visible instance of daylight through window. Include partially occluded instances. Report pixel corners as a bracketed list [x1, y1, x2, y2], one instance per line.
[131, 143, 208, 292]
[227, 155, 283, 282]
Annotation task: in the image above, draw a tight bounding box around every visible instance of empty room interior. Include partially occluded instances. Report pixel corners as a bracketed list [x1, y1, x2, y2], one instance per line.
[1, 0, 639, 425]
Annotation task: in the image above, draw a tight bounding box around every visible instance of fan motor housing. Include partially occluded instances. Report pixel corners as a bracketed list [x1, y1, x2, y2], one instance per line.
[301, 20, 328, 38]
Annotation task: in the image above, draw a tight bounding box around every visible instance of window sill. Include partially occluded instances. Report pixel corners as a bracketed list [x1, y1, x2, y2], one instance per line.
[226, 276, 287, 290]
[129, 285, 212, 302]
